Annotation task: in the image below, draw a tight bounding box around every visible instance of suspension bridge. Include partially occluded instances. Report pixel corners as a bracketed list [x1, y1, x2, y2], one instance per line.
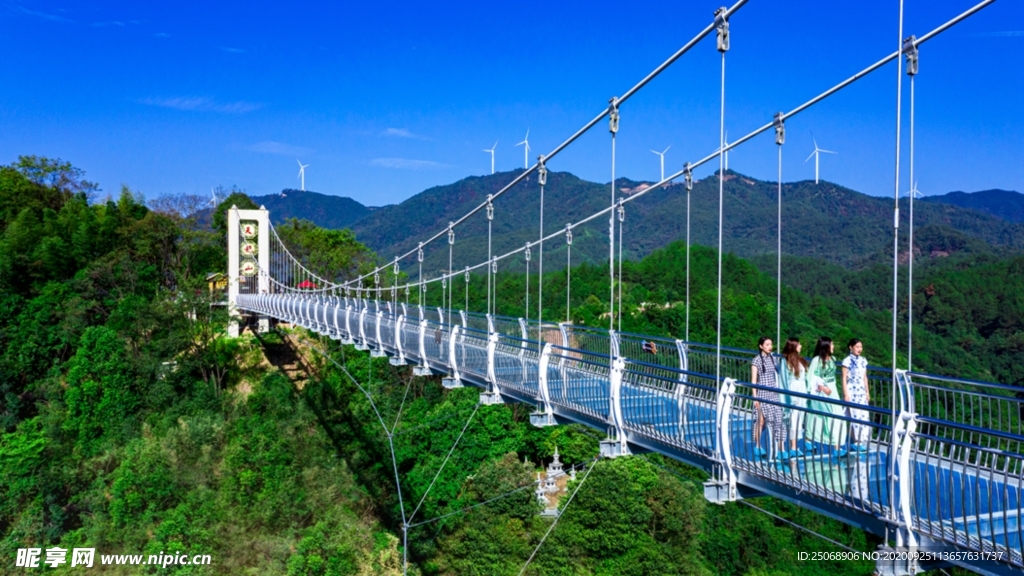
[223, 1, 1022, 574]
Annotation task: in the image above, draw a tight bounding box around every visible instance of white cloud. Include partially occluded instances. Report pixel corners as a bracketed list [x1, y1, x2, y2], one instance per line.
[371, 157, 448, 170]
[250, 141, 313, 157]
[15, 6, 72, 22]
[92, 20, 125, 27]
[381, 127, 428, 139]
[219, 46, 246, 54]
[140, 96, 262, 114]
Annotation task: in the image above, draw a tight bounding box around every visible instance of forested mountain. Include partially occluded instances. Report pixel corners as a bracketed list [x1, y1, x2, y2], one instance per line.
[346, 170, 1024, 272]
[250, 189, 373, 229]
[922, 189, 1024, 223]
[3, 157, 1017, 575]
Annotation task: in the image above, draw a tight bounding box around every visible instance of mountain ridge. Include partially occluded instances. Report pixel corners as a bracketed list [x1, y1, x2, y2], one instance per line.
[921, 189, 1024, 223]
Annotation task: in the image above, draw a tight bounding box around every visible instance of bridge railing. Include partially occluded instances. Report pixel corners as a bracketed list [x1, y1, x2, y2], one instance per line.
[909, 418, 1024, 569]
[619, 360, 719, 457]
[546, 344, 612, 424]
[493, 333, 540, 399]
[456, 326, 490, 382]
[729, 380, 898, 520]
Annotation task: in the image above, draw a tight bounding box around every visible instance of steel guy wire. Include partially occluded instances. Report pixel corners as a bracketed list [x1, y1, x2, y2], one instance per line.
[408, 403, 482, 524]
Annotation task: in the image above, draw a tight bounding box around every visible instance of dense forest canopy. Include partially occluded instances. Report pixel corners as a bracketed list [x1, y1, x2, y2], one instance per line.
[2, 157, 1014, 575]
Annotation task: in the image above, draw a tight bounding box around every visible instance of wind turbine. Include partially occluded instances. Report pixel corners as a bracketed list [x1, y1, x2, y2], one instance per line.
[209, 187, 219, 209]
[804, 135, 836, 184]
[482, 142, 497, 175]
[296, 159, 310, 191]
[515, 129, 531, 169]
[715, 132, 730, 171]
[650, 146, 670, 181]
[724, 131, 729, 170]
[904, 181, 923, 198]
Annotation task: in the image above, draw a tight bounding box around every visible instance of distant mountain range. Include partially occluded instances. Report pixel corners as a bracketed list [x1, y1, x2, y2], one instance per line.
[922, 189, 1024, 223]
[252, 174, 1024, 272]
[249, 189, 376, 230]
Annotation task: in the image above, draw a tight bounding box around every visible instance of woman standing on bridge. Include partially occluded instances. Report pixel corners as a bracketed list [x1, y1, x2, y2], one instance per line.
[806, 337, 847, 458]
[780, 337, 810, 458]
[841, 338, 871, 451]
[751, 337, 787, 459]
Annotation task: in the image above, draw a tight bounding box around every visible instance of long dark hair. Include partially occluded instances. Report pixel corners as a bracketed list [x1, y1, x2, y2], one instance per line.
[814, 336, 833, 363]
[782, 337, 808, 375]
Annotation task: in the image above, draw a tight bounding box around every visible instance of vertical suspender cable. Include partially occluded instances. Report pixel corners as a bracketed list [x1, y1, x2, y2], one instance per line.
[566, 225, 573, 323]
[906, 37, 918, 371]
[538, 159, 548, 347]
[889, 0, 906, 533]
[525, 243, 531, 326]
[608, 98, 619, 333]
[685, 165, 692, 343]
[715, 11, 729, 400]
[448, 223, 454, 325]
[618, 202, 624, 332]
[775, 112, 785, 348]
[487, 196, 494, 316]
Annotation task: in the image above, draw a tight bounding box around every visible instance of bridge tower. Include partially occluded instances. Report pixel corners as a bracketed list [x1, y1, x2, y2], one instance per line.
[227, 205, 270, 337]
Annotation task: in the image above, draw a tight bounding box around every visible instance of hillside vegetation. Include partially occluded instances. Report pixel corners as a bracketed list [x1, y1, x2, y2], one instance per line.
[346, 169, 1024, 273]
[3, 158, 1013, 575]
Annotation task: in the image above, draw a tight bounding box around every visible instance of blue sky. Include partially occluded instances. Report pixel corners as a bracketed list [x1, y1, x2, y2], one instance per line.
[1, 0, 1021, 207]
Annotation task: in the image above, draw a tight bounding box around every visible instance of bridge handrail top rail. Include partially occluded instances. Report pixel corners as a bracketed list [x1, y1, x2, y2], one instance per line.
[915, 415, 1024, 445]
[908, 372, 1024, 397]
[733, 380, 903, 416]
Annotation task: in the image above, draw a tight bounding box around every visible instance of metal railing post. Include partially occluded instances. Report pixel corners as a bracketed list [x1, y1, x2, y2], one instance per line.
[481, 332, 504, 405]
[600, 357, 630, 458]
[704, 377, 739, 504]
[530, 343, 556, 427]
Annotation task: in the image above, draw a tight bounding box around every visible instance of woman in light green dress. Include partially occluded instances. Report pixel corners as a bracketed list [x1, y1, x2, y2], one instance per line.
[805, 337, 848, 458]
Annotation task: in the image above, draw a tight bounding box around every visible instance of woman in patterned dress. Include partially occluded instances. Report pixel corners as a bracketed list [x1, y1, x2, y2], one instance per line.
[806, 337, 848, 458]
[841, 338, 871, 451]
[751, 337, 787, 459]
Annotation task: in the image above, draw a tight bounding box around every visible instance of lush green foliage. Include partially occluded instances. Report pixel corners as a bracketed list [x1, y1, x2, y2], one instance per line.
[4, 159, 1004, 576]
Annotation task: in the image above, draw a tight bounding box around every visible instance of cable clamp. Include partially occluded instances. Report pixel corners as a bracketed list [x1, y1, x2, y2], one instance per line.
[773, 112, 785, 146]
[617, 199, 625, 222]
[537, 156, 548, 186]
[491, 256, 498, 274]
[486, 194, 494, 221]
[465, 266, 470, 282]
[448, 222, 455, 245]
[418, 242, 424, 263]
[393, 259, 400, 275]
[374, 272, 380, 286]
[566, 224, 573, 246]
[608, 97, 620, 134]
[524, 243, 531, 262]
[684, 163, 693, 192]
[903, 35, 918, 76]
[442, 276, 446, 289]
[715, 7, 730, 53]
